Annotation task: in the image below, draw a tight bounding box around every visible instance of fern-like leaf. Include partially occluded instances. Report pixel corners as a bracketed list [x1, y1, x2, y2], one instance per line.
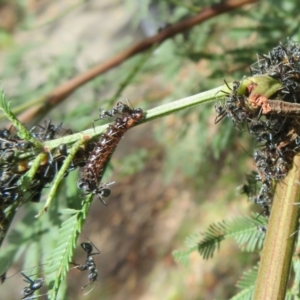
[173, 233, 201, 265]
[173, 214, 267, 264]
[230, 286, 254, 300]
[198, 221, 226, 259]
[0, 87, 41, 147]
[230, 287, 254, 300]
[173, 247, 197, 266]
[230, 265, 258, 300]
[198, 214, 267, 259]
[236, 265, 258, 289]
[44, 194, 93, 300]
[230, 215, 267, 252]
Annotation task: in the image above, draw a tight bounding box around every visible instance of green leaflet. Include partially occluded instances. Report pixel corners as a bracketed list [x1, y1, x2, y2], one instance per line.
[173, 214, 267, 264]
[198, 214, 267, 259]
[0, 87, 41, 147]
[45, 194, 93, 299]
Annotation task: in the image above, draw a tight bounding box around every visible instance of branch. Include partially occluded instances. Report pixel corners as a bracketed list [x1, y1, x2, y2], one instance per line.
[253, 156, 300, 299]
[17, 0, 257, 123]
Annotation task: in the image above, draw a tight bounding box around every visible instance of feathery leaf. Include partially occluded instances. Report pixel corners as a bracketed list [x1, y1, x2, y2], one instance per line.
[45, 194, 93, 299]
[0, 87, 41, 147]
[230, 265, 258, 300]
[198, 214, 267, 259]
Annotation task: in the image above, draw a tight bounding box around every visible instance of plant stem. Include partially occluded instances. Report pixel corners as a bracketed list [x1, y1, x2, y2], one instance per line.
[254, 156, 300, 300]
[44, 84, 227, 149]
[144, 85, 224, 122]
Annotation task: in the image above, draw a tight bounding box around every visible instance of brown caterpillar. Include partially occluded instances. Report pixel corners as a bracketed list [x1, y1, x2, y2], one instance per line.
[78, 103, 144, 205]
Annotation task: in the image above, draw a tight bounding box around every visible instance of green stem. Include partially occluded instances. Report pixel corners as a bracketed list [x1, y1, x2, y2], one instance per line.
[35, 138, 86, 217]
[44, 84, 227, 149]
[254, 156, 300, 300]
[143, 85, 224, 122]
[0, 82, 230, 250]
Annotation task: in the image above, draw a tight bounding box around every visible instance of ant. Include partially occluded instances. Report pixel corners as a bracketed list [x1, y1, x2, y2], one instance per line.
[99, 102, 133, 120]
[0, 263, 48, 298]
[92, 102, 134, 132]
[30, 121, 65, 141]
[21, 271, 44, 299]
[0, 184, 19, 205]
[72, 240, 100, 294]
[214, 103, 227, 124]
[77, 180, 114, 206]
[215, 80, 249, 126]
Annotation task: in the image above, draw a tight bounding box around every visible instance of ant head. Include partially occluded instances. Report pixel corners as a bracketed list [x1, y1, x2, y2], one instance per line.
[81, 242, 93, 255]
[0, 129, 11, 139]
[132, 108, 144, 121]
[97, 188, 111, 198]
[97, 188, 111, 206]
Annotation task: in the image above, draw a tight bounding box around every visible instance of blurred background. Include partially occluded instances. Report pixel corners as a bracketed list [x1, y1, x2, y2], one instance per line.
[0, 0, 298, 299]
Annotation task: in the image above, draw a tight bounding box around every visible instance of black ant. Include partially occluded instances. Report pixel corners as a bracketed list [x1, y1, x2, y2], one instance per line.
[72, 240, 100, 294]
[21, 271, 44, 299]
[0, 185, 19, 205]
[214, 103, 227, 124]
[30, 121, 63, 141]
[92, 102, 134, 132]
[77, 180, 114, 206]
[215, 80, 249, 126]
[98, 102, 133, 120]
[0, 128, 13, 139]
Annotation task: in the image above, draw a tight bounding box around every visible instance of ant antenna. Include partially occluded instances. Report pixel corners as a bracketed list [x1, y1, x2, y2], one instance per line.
[0, 263, 48, 284]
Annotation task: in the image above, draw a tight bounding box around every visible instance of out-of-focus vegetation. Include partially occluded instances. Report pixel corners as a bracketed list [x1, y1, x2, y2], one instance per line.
[0, 0, 299, 299]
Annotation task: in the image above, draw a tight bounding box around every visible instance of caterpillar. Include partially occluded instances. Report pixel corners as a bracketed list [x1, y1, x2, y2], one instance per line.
[78, 103, 144, 205]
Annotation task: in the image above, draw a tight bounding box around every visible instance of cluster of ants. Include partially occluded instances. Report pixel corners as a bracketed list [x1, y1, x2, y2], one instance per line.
[0, 102, 143, 227]
[0, 102, 144, 298]
[0, 121, 93, 232]
[215, 40, 300, 219]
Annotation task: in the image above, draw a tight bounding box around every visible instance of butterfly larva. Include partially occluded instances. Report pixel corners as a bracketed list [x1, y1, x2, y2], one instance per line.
[78, 103, 144, 205]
